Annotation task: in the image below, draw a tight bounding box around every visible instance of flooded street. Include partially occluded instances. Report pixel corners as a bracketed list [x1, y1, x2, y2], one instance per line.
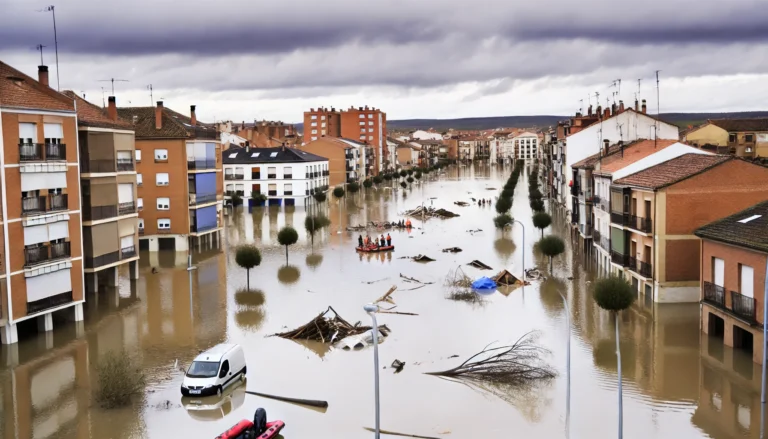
[1, 163, 765, 439]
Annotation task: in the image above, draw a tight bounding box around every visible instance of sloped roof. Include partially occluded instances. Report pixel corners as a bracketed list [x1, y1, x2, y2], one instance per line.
[117, 107, 189, 139]
[709, 118, 768, 132]
[583, 139, 679, 174]
[0, 61, 74, 112]
[223, 146, 327, 164]
[613, 153, 731, 189]
[695, 200, 768, 254]
[62, 91, 133, 130]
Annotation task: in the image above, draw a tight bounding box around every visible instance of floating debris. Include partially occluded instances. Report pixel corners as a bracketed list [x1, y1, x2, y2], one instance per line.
[400, 273, 434, 284]
[467, 260, 493, 270]
[454, 201, 470, 207]
[412, 254, 436, 262]
[442, 247, 463, 253]
[391, 359, 405, 373]
[272, 306, 389, 344]
[466, 229, 483, 234]
[403, 206, 459, 219]
[525, 268, 543, 281]
[493, 269, 523, 286]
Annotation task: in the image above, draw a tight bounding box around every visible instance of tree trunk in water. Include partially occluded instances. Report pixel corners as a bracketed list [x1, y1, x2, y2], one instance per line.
[246, 268, 250, 290]
[615, 311, 623, 439]
[550, 256, 553, 274]
[285, 246, 289, 264]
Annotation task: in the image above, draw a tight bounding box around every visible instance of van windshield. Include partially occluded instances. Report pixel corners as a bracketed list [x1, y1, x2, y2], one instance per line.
[186, 361, 220, 378]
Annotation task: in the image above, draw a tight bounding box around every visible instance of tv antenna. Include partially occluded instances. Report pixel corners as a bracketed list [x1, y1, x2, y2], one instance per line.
[100, 87, 107, 107]
[147, 84, 154, 105]
[655, 70, 661, 116]
[98, 78, 129, 95]
[80, 90, 85, 99]
[579, 99, 583, 114]
[35, 44, 47, 65]
[637, 78, 642, 97]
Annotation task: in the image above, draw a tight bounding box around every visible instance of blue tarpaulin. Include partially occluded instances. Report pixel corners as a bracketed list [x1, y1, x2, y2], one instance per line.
[471, 277, 497, 291]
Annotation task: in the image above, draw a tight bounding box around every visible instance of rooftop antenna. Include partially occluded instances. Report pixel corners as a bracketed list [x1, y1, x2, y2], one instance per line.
[35, 44, 47, 65]
[147, 84, 153, 105]
[579, 99, 583, 114]
[619, 124, 625, 157]
[39, 6, 60, 90]
[616, 79, 622, 96]
[100, 87, 107, 107]
[80, 90, 85, 99]
[637, 79, 642, 98]
[98, 78, 129, 96]
[655, 70, 661, 148]
[587, 93, 591, 107]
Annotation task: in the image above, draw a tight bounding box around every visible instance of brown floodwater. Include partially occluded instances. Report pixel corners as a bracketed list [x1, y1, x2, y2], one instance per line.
[0, 163, 765, 439]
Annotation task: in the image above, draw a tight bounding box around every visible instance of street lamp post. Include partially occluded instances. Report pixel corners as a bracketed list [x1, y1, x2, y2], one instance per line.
[363, 303, 381, 439]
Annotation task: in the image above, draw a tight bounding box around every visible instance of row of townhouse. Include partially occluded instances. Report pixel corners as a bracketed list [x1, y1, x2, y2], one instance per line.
[489, 130, 541, 163]
[683, 118, 768, 161]
[0, 60, 225, 345]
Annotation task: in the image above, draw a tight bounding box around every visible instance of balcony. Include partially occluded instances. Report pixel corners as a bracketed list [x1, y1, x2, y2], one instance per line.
[224, 173, 244, 180]
[629, 257, 653, 278]
[268, 190, 277, 196]
[84, 204, 119, 221]
[610, 250, 629, 266]
[120, 245, 136, 259]
[22, 196, 46, 215]
[267, 174, 277, 179]
[116, 158, 134, 171]
[27, 291, 72, 315]
[593, 230, 610, 251]
[191, 223, 218, 234]
[189, 193, 217, 206]
[629, 215, 653, 233]
[731, 291, 757, 323]
[24, 241, 71, 267]
[19, 143, 43, 161]
[46, 143, 66, 161]
[139, 228, 145, 236]
[323, 170, 329, 176]
[187, 158, 217, 170]
[702, 281, 726, 308]
[81, 158, 116, 173]
[84, 251, 119, 269]
[610, 211, 628, 226]
[48, 193, 67, 212]
[118, 201, 136, 215]
[570, 183, 580, 196]
[284, 174, 293, 179]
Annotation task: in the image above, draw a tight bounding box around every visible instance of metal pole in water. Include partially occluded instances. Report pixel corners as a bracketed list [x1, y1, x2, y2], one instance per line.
[559, 291, 571, 438]
[364, 304, 381, 439]
[616, 311, 623, 439]
[760, 262, 768, 437]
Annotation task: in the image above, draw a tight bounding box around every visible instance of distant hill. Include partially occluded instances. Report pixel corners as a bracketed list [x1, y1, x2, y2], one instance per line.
[294, 111, 768, 133]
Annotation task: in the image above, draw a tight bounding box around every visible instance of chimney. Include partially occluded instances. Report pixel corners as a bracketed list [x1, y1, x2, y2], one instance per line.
[576, 111, 582, 118]
[641, 99, 647, 114]
[587, 105, 593, 116]
[190, 105, 197, 126]
[603, 139, 610, 155]
[604, 107, 610, 119]
[635, 99, 639, 111]
[611, 103, 617, 115]
[107, 96, 117, 121]
[38, 65, 49, 87]
[619, 140, 624, 157]
[241, 120, 245, 130]
[596, 105, 602, 118]
[155, 101, 163, 130]
[619, 100, 624, 112]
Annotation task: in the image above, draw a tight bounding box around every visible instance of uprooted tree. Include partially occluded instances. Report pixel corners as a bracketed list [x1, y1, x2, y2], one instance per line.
[272, 306, 390, 344]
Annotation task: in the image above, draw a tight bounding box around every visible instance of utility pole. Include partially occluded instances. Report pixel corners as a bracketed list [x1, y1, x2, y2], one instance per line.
[41, 6, 60, 90]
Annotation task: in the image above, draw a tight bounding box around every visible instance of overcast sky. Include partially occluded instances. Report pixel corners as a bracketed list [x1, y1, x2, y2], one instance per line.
[2, 0, 767, 124]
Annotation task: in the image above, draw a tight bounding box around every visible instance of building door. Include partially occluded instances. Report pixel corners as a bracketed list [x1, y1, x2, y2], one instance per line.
[644, 200, 652, 219]
[630, 240, 637, 259]
[631, 197, 637, 216]
[713, 258, 725, 287]
[740, 265, 754, 298]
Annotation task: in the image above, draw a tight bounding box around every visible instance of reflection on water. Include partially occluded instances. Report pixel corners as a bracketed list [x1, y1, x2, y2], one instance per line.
[0, 163, 766, 438]
[182, 383, 247, 422]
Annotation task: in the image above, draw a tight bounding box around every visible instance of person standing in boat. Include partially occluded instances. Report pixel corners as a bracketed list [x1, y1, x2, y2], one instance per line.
[380, 235, 385, 247]
[358, 235, 364, 248]
[386, 233, 391, 247]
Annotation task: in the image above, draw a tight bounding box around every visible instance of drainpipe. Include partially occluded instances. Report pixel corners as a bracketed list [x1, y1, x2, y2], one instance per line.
[761, 259, 768, 410]
[652, 190, 657, 320]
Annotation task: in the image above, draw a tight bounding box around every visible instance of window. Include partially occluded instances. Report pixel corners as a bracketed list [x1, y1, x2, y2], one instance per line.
[321, 122, 326, 127]
[137, 198, 143, 210]
[138, 219, 144, 230]
[368, 128, 373, 133]
[745, 134, 754, 143]
[368, 121, 374, 126]
[267, 166, 276, 178]
[19, 122, 37, 144]
[157, 197, 170, 210]
[359, 114, 365, 119]
[321, 130, 326, 135]
[154, 149, 168, 161]
[360, 135, 366, 140]
[44, 123, 63, 144]
[135, 150, 142, 162]
[251, 152, 260, 158]
[284, 183, 293, 194]
[311, 136, 318, 141]
[311, 129, 317, 134]
[311, 122, 317, 127]
[270, 152, 278, 158]
[321, 115, 326, 120]
[368, 114, 373, 119]
[157, 218, 171, 229]
[137, 174, 143, 186]
[740, 264, 755, 298]
[729, 133, 737, 142]
[369, 136, 373, 140]
[156, 173, 169, 185]
[284, 166, 292, 177]
[310, 115, 317, 120]
[226, 184, 234, 193]
[219, 360, 230, 377]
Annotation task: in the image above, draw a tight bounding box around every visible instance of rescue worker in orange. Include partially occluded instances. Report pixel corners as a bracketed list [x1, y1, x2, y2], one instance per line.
[386, 233, 392, 246]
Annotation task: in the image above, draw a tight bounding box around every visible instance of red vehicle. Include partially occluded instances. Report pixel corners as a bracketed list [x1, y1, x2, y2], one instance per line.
[355, 245, 395, 253]
[215, 408, 285, 439]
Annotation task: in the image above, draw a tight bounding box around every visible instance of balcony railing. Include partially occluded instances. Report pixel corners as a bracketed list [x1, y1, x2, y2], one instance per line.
[82, 204, 118, 221]
[84, 251, 119, 269]
[251, 173, 261, 180]
[120, 245, 136, 259]
[46, 143, 66, 161]
[268, 190, 277, 196]
[629, 215, 653, 233]
[191, 223, 218, 234]
[629, 256, 653, 278]
[81, 158, 116, 173]
[22, 196, 46, 214]
[224, 173, 244, 180]
[703, 281, 726, 308]
[267, 174, 277, 179]
[610, 250, 629, 266]
[19, 143, 43, 161]
[189, 193, 218, 205]
[48, 193, 67, 212]
[593, 230, 610, 251]
[284, 191, 293, 196]
[24, 242, 70, 266]
[157, 228, 174, 234]
[139, 228, 145, 236]
[570, 184, 580, 196]
[731, 291, 757, 323]
[116, 158, 134, 171]
[610, 211, 628, 226]
[118, 201, 136, 215]
[284, 174, 293, 179]
[27, 291, 72, 315]
[187, 158, 217, 170]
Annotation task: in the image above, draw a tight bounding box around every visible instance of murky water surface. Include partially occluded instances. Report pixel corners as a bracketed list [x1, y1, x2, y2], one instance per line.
[0, 164, 764, 438]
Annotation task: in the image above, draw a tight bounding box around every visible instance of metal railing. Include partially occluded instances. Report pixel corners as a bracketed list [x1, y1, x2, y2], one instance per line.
[268, 190, 277, 196]
[46, 143, 66, 161]
[284, 191, 293, 196]
[593, 230, 610, 251]
[610, 211, 628, 226]
[731, 291, 757, 323]
[27, 291, 72, 314]
[224, 173, 244, 180]
[81, 158, 116, 173]
[120, 245, 136, 259]
[187, 158, 217, 170]
[82, 204, 118, 221]
[24, 241, 70, 266]
[703, 281, 725, 308]
[118, 201, 136, 215]
[284, 174, 293, 179]
[610, 250, 629, 266]
[22, 196, 46, 214]
[267, 174, 277, 179]
[48, 193, 67, 212]
[629, 215, 653, 233]
[19, 143, 43, 161]
[189, 193, 217, 205]
[116, 158, 134, 171]
[629, 256, 653, 278]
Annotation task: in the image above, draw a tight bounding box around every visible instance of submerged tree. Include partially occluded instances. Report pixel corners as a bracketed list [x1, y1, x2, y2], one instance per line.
[95, 350, 145, 409]
[532, 212, 552, 237]
[495, 197, 512, 214]
[373, 175, 383, 185]
[593, 276, 635, 439]
[305, 214, 331, 246]
[235, 244, 262, 289]
[530, 198, 545, 212]
[278, 226, 299, 264]
[493, 213, 512, 229]
[347, 182, 360, 193]
[363, 179, 373, 189]
[538, 235, 565, 273]
[313, 192, 327, 203]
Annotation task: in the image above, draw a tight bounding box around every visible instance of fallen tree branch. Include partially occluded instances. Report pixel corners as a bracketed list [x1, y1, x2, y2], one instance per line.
[375, 285, 398, 304]
[363, 427, 442, 439]
[378, 310, 419, 316]
[400, 284, 426, 291]
[399, 273, 434, 284]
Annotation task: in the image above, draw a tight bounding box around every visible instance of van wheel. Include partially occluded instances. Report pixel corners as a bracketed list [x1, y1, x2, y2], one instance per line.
[216, 386, 222, 397]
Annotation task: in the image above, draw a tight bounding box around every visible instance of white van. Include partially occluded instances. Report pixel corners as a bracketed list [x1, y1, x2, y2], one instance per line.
[181, 343, 246, 397]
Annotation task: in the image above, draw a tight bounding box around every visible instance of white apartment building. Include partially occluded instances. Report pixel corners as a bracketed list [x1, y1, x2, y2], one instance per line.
[410, 130, 443, 141]
[512, 132, 540, 160]
[223, 146, 329, 207]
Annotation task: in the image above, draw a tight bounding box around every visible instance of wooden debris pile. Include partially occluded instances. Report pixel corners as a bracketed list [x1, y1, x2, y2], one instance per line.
[493, 269, 522, 286]
[467, 260, 493, 270]
[272, 306, 389, 344]
[454, 201, 470, 207]
[403, 206, 460, 219]
[442, 247, 462, 253]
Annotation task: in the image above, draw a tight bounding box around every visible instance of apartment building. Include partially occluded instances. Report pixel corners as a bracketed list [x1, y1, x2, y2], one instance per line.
[552, 101, 679, 218]
[396, 143, 422, 168]
[62, 92, 140, 293]
[300, 137, 365, 186]
[696, 201, 768, 365]
[0, 62, 84, 344]
[303, 106, 388, 174]
[609, 154, 768, 303]
[223, 145, 328, 207]
[512, 132, 539, 160]
[118, 102, 223, 253]
[233, 120, 299, 148]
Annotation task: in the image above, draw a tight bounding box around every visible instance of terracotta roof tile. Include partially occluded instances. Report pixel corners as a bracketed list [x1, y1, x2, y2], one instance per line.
[695, 200, 768, 254]
[613, 153, 731, 189]
[117, 107, 189, 139]
[0, 61, 74, 112]
[62, 91, 133, 130]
